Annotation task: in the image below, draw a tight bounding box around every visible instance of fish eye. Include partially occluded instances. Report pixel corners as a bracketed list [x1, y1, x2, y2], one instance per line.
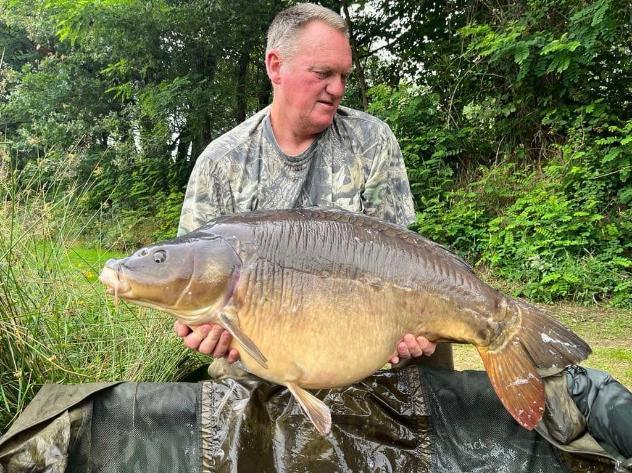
[153, 250, 167, 264]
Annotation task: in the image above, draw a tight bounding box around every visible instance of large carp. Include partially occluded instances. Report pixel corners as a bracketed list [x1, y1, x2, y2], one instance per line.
[99, 208, 590, 435]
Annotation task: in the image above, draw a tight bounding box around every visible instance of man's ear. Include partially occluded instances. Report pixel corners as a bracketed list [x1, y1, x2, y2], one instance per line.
[265, 50, 283, 85]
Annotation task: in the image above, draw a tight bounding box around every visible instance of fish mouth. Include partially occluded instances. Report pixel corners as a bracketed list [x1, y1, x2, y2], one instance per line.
[99, 263, 132, 301]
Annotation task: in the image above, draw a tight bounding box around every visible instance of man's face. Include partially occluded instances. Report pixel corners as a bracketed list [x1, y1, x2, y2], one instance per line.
[273, 21, 353, 137]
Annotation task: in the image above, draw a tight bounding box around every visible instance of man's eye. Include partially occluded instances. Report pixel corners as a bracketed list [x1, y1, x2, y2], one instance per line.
[314, 71, 328, 79]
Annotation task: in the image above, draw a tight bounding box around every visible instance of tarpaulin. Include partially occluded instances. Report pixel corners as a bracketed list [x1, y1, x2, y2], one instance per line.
[1, 366, 629, 472]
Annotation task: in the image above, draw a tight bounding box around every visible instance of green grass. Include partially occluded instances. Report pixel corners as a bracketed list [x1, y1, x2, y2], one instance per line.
[0, 236, 202, 435]
[33, 241, 124, 282]
[583, 347, 632, 386]
[0, 171, 202, 436]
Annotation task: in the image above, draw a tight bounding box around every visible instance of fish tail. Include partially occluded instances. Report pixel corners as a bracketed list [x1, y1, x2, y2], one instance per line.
[477, 299, 591, 430]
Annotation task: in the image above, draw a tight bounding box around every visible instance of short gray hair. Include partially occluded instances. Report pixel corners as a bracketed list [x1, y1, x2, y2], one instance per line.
[266, 3, 348, 59]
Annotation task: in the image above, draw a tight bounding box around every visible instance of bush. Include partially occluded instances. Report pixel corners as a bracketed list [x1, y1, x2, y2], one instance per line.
[483, 117, 631, 305]
[369, 79, 630, 307]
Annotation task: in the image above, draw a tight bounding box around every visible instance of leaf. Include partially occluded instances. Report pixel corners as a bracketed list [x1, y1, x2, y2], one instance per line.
[603, 148, 621, 163]
[595, 137, 618, 145]
[541, 272, 561, 284]
[562, 273, 580, 284]
[541, 37, 581, 55]
[513, 43, 530, 64]
[559, 57, 572, 73]
[591, 0, 610, 26]
[612, 257, 632, 268]
[618, 187, 632, 204]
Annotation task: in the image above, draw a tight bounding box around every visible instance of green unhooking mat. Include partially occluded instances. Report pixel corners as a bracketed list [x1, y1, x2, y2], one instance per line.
[0, 366, 629, 472]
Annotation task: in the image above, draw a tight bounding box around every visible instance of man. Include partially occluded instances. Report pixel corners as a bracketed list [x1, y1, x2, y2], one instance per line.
[174, 3, 453, 368]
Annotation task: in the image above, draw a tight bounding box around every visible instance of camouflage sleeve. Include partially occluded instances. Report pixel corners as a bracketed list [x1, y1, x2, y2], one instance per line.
[361, 125, 416, 226]
[177, 156, 234, 236]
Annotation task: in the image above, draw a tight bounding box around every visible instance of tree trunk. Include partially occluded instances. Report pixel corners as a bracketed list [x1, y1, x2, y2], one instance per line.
[235, 49, 250, 123]
[340, 0, 368, 110]
[257, 61, 272, 108]
[190, 52, 217, 173]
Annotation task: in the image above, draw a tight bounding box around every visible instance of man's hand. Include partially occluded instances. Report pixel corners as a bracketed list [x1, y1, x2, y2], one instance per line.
[173, 321, 240, 363]
[389, 334, 436, 364]
[175, 322, 435, 366]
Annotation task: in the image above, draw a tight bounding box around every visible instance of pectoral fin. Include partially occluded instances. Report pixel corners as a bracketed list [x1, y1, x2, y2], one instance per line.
[286, 383, 332, 436]
[220, 312, 268, 369]
[207, 358, 249, 380]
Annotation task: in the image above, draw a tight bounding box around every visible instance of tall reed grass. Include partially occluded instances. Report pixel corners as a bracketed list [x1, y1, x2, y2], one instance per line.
[0, 154, 201, 435]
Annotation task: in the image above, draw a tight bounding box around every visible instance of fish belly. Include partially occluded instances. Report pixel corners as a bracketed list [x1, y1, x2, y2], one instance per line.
[233, 273, 447, 389]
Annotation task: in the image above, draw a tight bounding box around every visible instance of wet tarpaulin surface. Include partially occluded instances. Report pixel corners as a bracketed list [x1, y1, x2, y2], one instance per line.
[0, 366, 619, 473]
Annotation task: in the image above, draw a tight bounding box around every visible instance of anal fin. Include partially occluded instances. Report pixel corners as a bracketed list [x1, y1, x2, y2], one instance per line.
[220, 312, 268, 369]
[287, 383, 332, 436]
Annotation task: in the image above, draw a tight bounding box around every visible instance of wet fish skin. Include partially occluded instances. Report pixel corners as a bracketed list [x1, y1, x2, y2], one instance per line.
[99, 208, 591, 435]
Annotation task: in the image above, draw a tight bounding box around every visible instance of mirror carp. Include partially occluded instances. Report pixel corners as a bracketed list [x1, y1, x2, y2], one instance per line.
[99, 208, 591, 435]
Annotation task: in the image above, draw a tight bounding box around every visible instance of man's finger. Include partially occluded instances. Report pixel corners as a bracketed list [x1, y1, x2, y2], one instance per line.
[397, 341, 411, 359]
[198, 325, 224, 355]
[183, 331, 203, 350]
[226, 348, 240, 364]
[404, 333, 423, 357]
[174, 320, 192, 338]
[213, 331, 232, 357]
[187, 324, 212, 345]
[417, 336, 436, 356]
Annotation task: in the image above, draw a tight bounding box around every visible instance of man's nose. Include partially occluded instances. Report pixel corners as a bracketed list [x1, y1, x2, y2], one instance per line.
[326, 75, 346, 98]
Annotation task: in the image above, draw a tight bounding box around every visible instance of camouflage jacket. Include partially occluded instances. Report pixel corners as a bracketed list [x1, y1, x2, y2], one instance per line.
[178, 105, 415, 235]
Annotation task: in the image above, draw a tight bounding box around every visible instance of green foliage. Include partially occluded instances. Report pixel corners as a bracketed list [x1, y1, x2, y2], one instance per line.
[457, 0, 630, 147]
[484, 162, 630, 305]
[368, 84, 457, 203]
[410, 116, 631, 305]
[1, 0, 282, 245]
[365, 0, 631, 306]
